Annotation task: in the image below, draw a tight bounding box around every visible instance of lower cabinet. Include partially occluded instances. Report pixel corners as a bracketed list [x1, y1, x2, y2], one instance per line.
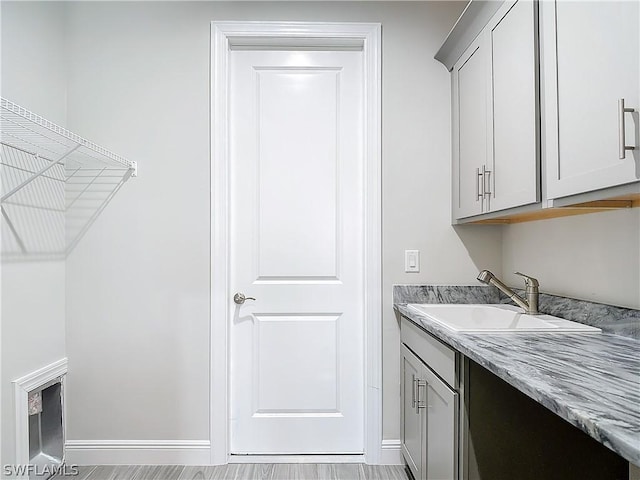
[425, 366, 458, 479]
[400, 316, 629, 480]
[401, 323, 458, 480]
[401, 345, 426, 478]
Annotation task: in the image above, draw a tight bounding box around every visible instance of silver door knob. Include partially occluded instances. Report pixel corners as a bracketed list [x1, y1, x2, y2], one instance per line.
[233, 292, 256, 305]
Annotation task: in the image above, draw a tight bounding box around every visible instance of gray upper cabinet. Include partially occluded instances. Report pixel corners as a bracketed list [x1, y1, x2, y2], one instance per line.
[541, 0, 640, 199]
[487, 0, 539, 212]
[453, 36, 488, 219]
[452, 0, 539, 220]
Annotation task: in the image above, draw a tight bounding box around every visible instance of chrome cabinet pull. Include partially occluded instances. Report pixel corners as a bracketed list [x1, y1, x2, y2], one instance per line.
[476, 167, 484, 200]
[233, 292, 256, 305]
[619, 98, 636, 159]
[411, 375, 417, 409]
[416, 380, 427, 413]
[484, 168, 492, 196]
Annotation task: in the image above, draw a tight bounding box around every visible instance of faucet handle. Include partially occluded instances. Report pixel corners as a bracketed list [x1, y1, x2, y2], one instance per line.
[514, 272, 539, 288]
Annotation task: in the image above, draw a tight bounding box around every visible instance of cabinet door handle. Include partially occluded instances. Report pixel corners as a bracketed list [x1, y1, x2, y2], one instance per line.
[411, 375, 417, 409]
[484, 168, 492, 196]
[619, 98, 636, 159]
[416, 380, 427, 413]
[476, 168, 484, 200]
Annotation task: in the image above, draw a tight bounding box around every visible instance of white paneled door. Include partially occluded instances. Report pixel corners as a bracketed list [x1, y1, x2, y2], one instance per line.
[229, 49, 365, 454]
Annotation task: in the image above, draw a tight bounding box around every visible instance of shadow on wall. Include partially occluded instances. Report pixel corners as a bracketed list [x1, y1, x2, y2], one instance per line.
[1, 144, 66, 260]
[452, 223, 503, 278]
[1, 145, 132, 262]
[0, 100, 135, 263]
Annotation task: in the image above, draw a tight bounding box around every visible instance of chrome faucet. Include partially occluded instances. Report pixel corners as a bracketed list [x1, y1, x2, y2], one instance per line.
[477, 270, 540, 315]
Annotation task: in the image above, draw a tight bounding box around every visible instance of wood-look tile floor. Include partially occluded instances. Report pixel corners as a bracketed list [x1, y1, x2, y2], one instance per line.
[53, 464, 409, 480]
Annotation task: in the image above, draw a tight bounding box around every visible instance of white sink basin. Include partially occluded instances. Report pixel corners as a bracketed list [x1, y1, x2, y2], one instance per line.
[407, 304, 601, 333]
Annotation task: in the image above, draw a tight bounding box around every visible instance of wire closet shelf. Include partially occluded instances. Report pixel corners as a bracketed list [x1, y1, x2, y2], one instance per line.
[0, 97, 137, 260]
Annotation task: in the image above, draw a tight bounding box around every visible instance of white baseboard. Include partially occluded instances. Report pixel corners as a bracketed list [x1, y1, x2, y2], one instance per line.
[379, 439, 402, 465]
[65, 439, 402, 466]
[229, 454, 365, 464]
[65, 440, 211, 465]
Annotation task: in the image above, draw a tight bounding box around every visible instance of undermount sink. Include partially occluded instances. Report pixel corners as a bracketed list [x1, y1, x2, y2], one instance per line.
[407, 304, 601, 333]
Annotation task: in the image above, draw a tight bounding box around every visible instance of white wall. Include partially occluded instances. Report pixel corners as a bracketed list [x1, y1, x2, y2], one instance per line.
[62, 0, 502, 454]
[0, 2, 67, 125]
[0, 1, 68, 465]
[502, 208, 640, 309]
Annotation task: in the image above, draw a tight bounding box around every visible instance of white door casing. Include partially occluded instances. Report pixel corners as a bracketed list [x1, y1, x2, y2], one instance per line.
[230, 49, 363, 454]
[210, 22, 381, 464]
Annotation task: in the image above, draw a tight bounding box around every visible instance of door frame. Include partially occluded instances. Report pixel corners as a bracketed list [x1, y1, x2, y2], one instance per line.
[210, 21, 382, 465]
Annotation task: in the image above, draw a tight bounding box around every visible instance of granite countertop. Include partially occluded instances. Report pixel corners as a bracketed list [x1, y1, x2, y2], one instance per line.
[395, 302, 640, 465]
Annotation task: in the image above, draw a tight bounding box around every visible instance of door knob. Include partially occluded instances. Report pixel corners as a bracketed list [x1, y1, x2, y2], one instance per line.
[233, 292, 256, 305]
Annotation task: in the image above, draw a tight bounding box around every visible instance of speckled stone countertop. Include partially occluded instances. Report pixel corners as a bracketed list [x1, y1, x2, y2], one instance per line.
[394, 290, 640, 465]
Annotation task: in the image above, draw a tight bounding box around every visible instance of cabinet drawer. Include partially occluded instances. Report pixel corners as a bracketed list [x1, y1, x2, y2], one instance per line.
[401, 316, 458, 388]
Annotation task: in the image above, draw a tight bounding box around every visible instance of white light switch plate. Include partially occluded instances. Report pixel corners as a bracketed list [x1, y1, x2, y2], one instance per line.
[405, 250, 420, 273]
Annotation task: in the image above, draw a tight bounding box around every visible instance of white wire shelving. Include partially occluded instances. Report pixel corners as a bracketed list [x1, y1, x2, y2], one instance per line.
[0, 97, 137, 260]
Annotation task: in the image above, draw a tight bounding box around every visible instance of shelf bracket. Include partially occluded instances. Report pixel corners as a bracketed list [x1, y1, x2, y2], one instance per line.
[1, 144, 81, 203]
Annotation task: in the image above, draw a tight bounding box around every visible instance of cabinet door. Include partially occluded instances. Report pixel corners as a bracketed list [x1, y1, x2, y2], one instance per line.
[542, 0, 640, 199]
[487, 0, 539, 212]
[453, 35, 489, 219]
[424, 365, 458, 480]
[401, 345, 426, 480]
